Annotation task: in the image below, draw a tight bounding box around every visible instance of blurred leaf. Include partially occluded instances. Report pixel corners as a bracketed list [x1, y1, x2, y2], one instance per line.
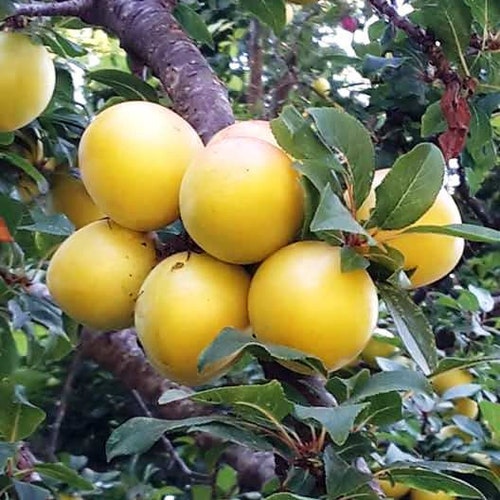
[88, 69, 159, 102]
[0, 381, 45, 441]
[403, 223, 500, 243]
[294, 404, 367, 445]
[479, 401, 499, 441]
[35, 462, 95, 490]
[421, 101, 447, 137]
[174, 4, 214, 48]
[341, 247, 370, 272]
[463, 0, 500, 29]
[359, 391, 403, 426]
[13, 480, 51, 500]
[239, 0, 286, 35]
[369, 143, 445, 230]
[0, 0, 15, 20]
[0, 195, 23, 236]
[432, 356, 500, 375]
[310, 184, 372, 239]
[0, 319, 19, 377]
[452, 414, 486, 439]
[271, 105, 331, 160]
[0, 131, 14, 145]
[198, 328, 327, 377]
[308, 107, 375, 208]
[0, 152, 49, 194]
[0, 441, 16, 469]
[20, 210, 74, 236]
[38, 29, 87, 57]
[362, 54, 404, 77]
[349, 369, 431, 401]
[441, 384, 482, 400]
[385, 466, 485, 498]
[378, 284, 437, 375]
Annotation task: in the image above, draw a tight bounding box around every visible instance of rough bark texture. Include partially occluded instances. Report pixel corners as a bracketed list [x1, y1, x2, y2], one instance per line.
[15, 0, 234, 142]
[247, 19, 264, 116]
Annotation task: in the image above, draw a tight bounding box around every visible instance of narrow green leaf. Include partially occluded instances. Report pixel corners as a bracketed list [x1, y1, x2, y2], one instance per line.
[403, 223, 500, 243]
[294, 404, 367, 445]
[198, 327, 327, 377]
[378, 284, 437, 375]
[239, 0, 286, 35]
[349, 369, 431, 401]
[0, 152, 49, 194]
[35, 463, 95, 491]
[385, 466, 485, 498]
[174, 4, 214, 48]
[308, 107, 375, 208]
[421, 101, 447, 137]
[271, 105, 331, 160]
[158, 388, 192, 405]
[369, 143, 445, 230]
[310, 184, 372, 239]
[432, 356, 500, 375]
[0, 320, 19, 377]
[88, 69, 159, 103]
[38, 29, 87, 57]
[0, 131, 14, 145]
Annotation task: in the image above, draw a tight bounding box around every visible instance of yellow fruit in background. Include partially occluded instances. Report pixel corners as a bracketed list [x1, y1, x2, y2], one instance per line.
[248, 241, 378, 371]
[285, 3, 295, 24]
[378, 479, 410, 498]
[79, 101, 203, 231]
[431, 368, 473, 395]
[180, 137, 303, 264]
[49, 172, 104, 229]
[312, 77, 331, 97]
[361, 329, 398, 367]
[135, 252, 250, 386]
[0, 33, 56, 132]
[438, 425, 473, 443]
[491, 463, 500, 476]
[208, 120, 280, 149]
[47, 220, 156, 330]
[356, 168, 464, 288]
[453, 397, 479, 419]
[410, 489, 455, 500]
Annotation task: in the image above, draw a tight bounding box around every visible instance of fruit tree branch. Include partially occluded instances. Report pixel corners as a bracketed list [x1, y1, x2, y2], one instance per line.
[247, 19, 264, 116]
[12, 0, 234, 142]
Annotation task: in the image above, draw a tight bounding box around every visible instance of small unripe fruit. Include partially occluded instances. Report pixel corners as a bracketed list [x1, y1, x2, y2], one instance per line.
[135, 252, 250, 386]
[248, 241, 378, 371]
[410, 489, 456, 500]
[453, 397, 479, 419]
[312, 77, 331, 97]
[431, 368, 473, 395]
[378, 479, 410, 498]
[47, 220, 156, 330]
[0, 33, 56, 132]
[180, 137, 303, 264]
[79, 101, 203, 231]
[356, 169, 464, 288]
[208, 120, 280, 149]
[49, 172, 104, 229]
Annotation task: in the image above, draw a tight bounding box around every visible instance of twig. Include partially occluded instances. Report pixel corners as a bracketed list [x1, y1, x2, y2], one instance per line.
[247, 19, 264, 116]
[47, 346, 83, 460]
[13, 0, 89, 18]
[131, 389, 208, 481]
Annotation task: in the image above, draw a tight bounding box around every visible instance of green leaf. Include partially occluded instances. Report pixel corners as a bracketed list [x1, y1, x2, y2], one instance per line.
[349, 369, 431, 401]
[463, 0, 500, 29]
[38, 29, 87, 57]
[0, 131, 14, 145]
[402, 223, 500, 243]
[239, 0, 286, 35]
[0, 0, 15, 20]
[413, 0, 473, 63]
[0, 319, 19, 377]
[157, 388, 192, 405]
[174, 4, 214, 48]
[106, 416, 226, 461]
[308, 107, 375, 208]
[271, 105, 331, 160]
[296, 158, 342, 194]
[294, 404, 367, 445]
[0, 152, 49, 194]
[0, 195, 24, 235]
[13, 480, 51, 500]
[384, 466, 485, 498]
[20, 211, 74, 236]
[432, 355, 500, 375]
[0, 381, 45, 441]
[341, 247, 370, 272]
[360, 391, 403, 426]
[198, 327, 327, 377]
[35, 463, 95, 491]
[480, 401, 500, 441]
[88, 69, 159, 103]
[378, 284, 437, 375]
[369, 143, 445, 230]
[421, 101, 447, 137]
[310, 184, 372, 239]
[193, 381, 293, 422]
[0, 441, 16, 469]
[324, 446, 371, 498]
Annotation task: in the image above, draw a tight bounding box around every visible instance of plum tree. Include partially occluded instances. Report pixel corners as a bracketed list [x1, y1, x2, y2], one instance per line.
[135, 252, 250, 386]
[79, 101, 203, 231]
[0, 32, 55, 131]
[180, 136, 303, 264]
[47, 220, 156, 330]
[248, 241, 378, 371]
